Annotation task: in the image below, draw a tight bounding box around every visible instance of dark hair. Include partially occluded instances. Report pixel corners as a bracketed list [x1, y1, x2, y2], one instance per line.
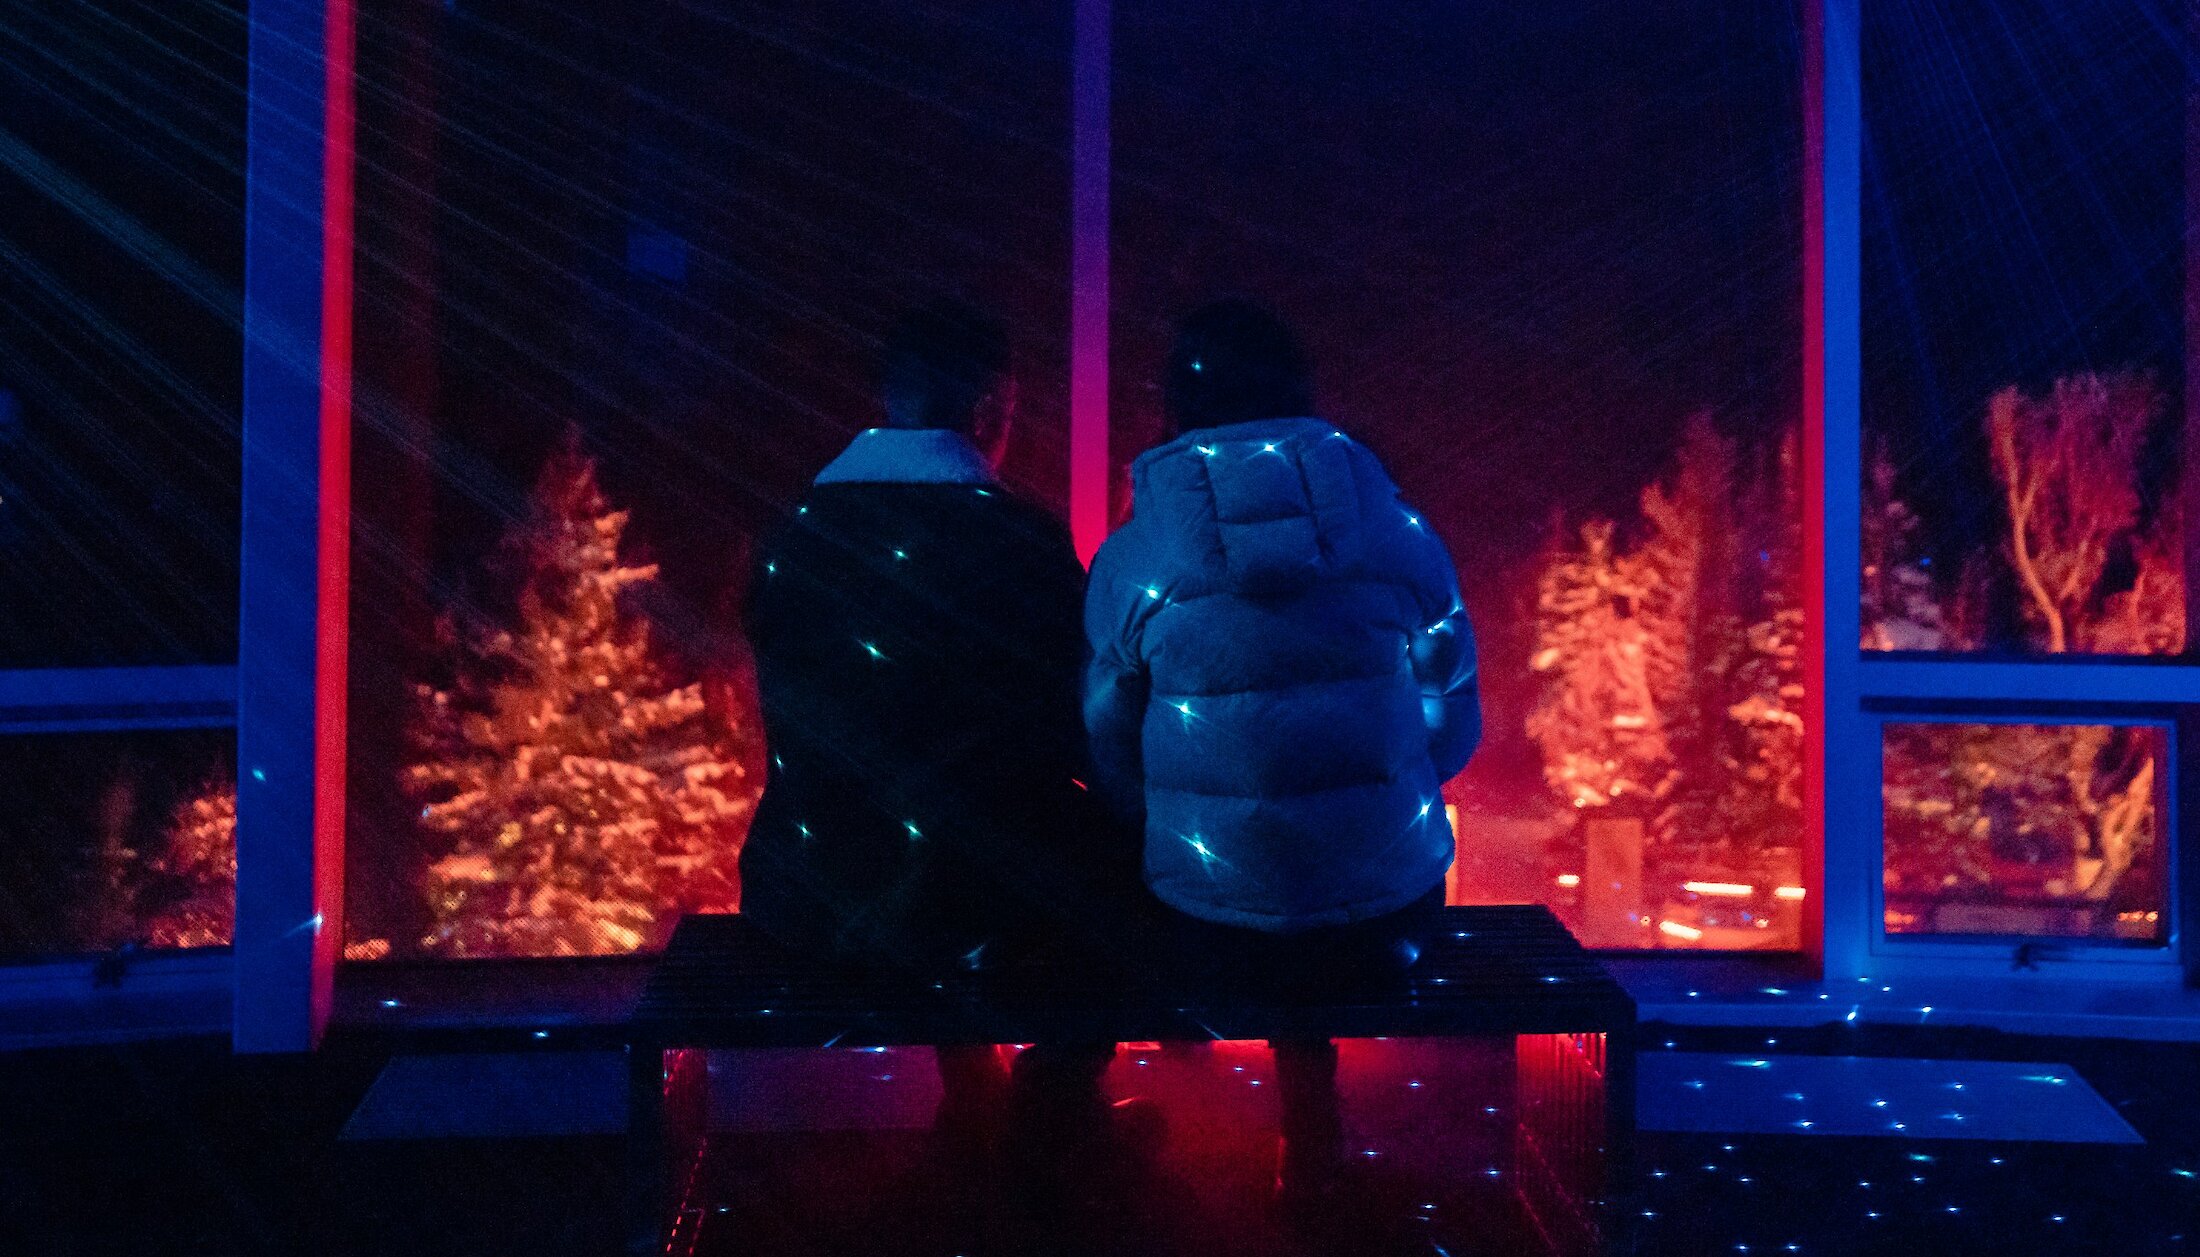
[878, 299, 1010, 432]
[1163, 299, 1314, 435]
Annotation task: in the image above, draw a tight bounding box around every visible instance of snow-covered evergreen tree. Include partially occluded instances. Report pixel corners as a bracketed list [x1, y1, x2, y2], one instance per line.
[1715, 434, 1805, 873]
[1631, 416, 1749, 853]
[1526, 517, 1666, 811]
[1860, 442, 1952, 651]
[404, 439, 752, 957]
[142, 776, 236, 950]
[1528, 416, 1807, 914]
[1633, 415, 1736, 739]
[70, 772, 142, 951]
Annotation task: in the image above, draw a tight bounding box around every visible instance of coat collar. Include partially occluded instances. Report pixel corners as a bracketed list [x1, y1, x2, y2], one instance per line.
[814, 427, 999, 487]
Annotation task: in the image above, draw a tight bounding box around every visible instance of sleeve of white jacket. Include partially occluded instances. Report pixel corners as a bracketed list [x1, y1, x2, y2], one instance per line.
[1405, 521, 1481, 782]
[1082, 540, 1151, 826]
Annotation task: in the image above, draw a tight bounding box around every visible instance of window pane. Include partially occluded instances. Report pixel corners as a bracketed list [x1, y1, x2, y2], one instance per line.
[1115, 3, 1805, 949]
[0, 730, 235, 960]
[1882, 721, 2169, 943]
[1861, 2, 2188, 656]
[343, 1, 1068, 958]
[0, 1, 246, 666]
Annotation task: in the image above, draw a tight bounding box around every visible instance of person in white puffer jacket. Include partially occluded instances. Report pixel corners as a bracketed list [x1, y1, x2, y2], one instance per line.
[1083, 299, 1480, 1212]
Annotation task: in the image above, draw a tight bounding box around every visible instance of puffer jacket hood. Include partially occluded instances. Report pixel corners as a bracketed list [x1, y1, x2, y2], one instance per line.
[1130, 416, 1373, 597]
[1086, 417, 1481, 933]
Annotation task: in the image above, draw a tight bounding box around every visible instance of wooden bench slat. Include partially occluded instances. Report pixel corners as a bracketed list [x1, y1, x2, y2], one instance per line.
[630, 906, 1635, 1049]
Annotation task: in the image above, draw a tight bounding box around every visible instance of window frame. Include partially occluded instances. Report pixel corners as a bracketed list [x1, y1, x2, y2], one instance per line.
[28, 0, 2200, 1048]
[0, 667, 238, 1032]
[1820, 0, 2200, 987]
[1869, 708, 2180, 967]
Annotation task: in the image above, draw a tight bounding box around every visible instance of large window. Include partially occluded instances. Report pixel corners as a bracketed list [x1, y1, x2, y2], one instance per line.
[1113, 2, 1808, 949]
[1833, 0, 2196, 980]
[1861, 0, 2186, 658]
[0, 1, 244, 668]
[21, 0, 2200, 1041]
[0, 730, 235, 959]
[0, 1, 245, 962]
[341, 0, 1071, 959]
[338, 1, 1815, 961]
[1882, 720, 2169, 943]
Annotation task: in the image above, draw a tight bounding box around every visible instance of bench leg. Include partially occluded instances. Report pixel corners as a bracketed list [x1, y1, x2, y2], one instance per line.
[1601, 1024, 1641, 1255]
[1514, 1032, 1623, 1257]
[626, 1041, 665, 1257]
[1605, 1021, 1637, 1172]
[627, 1043, 710, 1257]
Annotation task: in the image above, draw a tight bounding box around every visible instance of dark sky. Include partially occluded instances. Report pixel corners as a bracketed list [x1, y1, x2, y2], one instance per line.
[1110, 1, 1805, 779]
[344, 1, 1811, 807]
[0, 0, 2183, 722]
[1112, 0, 1805, 541]
[0, 0, 245, 668]
[0, 0, 1848, 780]
[1862, 0, 2187, 570]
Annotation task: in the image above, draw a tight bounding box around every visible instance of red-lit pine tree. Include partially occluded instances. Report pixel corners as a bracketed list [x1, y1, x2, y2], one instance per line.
[1712, 433, 1805, 879]
[1633, 415, 1738, 755]
[142, 776, 236, 950]
[1629, 416, 1744, 855]
[404, 440, 752, 957]
[1525, 516, 1667, 811]
[1860, 441, 1954, 651]
[1528, 416, 1809, 936]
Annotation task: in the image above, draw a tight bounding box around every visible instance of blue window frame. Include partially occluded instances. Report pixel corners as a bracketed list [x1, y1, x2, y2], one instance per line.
[1822, 0, 2199, 986]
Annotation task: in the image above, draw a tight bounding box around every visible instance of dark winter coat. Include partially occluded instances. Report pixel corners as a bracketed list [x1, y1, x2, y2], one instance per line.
[1084, 417, 1480, 933]
[740, 428, 1137, 971]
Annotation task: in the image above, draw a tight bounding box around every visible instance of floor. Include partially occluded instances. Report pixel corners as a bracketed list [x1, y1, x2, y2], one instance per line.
[4, 1022, 2199, 1256]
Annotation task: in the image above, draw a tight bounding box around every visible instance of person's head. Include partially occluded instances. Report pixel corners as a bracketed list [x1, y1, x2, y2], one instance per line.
[1162, 299, 1313, 436]
[878, 298, 1017, 466]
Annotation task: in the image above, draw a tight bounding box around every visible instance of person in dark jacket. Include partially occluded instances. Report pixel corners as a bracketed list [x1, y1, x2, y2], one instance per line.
[1083, 299, 1480, 1209]
[741, 299, 1143, 1159]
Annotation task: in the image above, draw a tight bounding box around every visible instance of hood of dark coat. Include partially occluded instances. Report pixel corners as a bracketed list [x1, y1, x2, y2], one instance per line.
[1128, 416, 1386, 597]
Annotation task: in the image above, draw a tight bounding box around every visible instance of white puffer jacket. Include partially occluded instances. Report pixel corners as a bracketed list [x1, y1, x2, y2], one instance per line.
[1084, 417, 1479, 932]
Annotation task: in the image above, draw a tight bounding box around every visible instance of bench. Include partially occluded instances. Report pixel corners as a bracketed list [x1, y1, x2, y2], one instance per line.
[626, 904, 1637, 1256]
